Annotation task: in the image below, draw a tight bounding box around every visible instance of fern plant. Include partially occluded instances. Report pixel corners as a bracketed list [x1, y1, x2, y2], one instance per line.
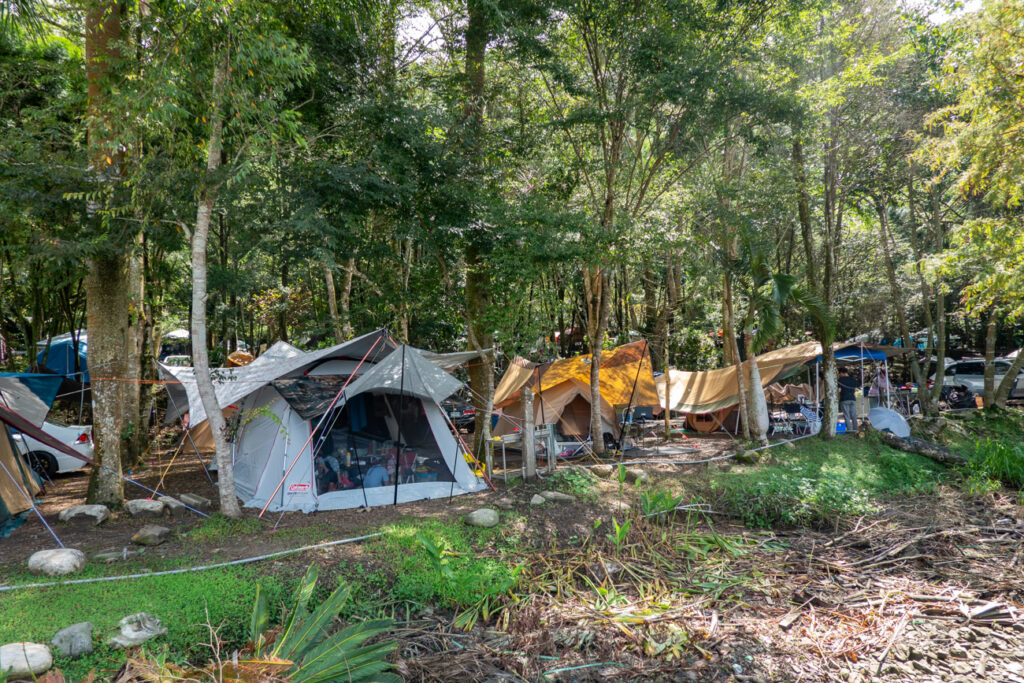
[251, 565, 400, 683]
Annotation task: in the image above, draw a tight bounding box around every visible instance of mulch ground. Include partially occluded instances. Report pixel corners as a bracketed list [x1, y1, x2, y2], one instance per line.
[3, 432, 1023, 682]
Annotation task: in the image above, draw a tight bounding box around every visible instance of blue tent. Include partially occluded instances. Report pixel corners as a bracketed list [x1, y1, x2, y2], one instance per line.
[36, 333, 88, 382]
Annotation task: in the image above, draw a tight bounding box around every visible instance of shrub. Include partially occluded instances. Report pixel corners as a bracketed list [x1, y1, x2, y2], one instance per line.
[964, 439, 1024, 491]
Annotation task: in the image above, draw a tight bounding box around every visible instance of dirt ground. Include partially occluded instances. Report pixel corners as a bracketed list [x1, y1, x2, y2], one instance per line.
[2, 433, 1023, 682]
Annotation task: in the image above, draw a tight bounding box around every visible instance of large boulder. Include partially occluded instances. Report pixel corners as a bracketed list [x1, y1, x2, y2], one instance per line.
[125, 499, 166, 518]
[158, 496, 187, 519]
[590, 464, 615, 479]
[0, 643, 53, 677]
[178, 493, 212, 512]
[51, 622, 93, 659]
[57, 504, 110, 526]
[540, 490, 576, 503]
[27, 549, 86, 577]
[131, 525, 170, 546]
[107, 613, 166, 649]
[465, 508, 500, 528]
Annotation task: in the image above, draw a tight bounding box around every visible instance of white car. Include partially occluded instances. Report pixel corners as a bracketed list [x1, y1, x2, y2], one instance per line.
[932, 359, 1024, 399]
[11, 418, 93, 479]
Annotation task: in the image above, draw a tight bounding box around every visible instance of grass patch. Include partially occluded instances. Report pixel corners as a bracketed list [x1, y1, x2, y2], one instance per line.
[712, 434, 946, 529]
[0, 566, 284, 680]
[187, 515, 264, 542]
[961, 438, 1024, 496]
[340, 517, 521, 618]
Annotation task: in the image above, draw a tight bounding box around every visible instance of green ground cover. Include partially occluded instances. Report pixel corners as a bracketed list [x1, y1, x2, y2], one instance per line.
[711, 433, 947, 529]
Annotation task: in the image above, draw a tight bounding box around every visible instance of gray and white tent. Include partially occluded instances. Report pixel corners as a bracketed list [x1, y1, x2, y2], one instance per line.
[159, 331, 486, 512]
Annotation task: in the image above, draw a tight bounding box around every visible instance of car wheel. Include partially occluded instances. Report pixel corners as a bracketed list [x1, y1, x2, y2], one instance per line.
[24, 451, 58, 480]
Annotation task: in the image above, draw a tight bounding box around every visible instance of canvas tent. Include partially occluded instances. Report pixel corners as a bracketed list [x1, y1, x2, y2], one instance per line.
[160, 332, 486, 512]
[493, 341, 659, 439]
[655, 342, 908, 415]
[0, 375, 93, 535]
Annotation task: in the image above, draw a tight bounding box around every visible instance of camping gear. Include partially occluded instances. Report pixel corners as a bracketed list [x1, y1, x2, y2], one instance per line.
[159, 332, 486, 513]
[867, 407, 911, 438]
[492, 341, 659, 441]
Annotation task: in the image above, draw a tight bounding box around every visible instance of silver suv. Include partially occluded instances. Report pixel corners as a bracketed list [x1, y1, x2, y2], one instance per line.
[935, 359, 1024, 398]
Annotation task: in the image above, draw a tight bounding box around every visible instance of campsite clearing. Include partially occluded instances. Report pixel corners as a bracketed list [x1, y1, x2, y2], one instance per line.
[2, 412, 1023, 681]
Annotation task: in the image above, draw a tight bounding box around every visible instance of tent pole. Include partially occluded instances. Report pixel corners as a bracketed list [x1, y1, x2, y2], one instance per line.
[161, 382, 215, 485]
[0, 451, 64, 548]
[617, 340, 648, 452]
[393, 345, 406, 507]
[258, 336, 383, 517]
[884, 357, 890, 408]
[815, 362, 820, 409]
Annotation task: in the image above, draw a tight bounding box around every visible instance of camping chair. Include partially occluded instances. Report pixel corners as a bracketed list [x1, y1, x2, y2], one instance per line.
[798, 405, 821, 435]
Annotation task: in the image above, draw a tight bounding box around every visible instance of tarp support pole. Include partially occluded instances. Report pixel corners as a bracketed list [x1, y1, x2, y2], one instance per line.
[0, 454, 63, 548]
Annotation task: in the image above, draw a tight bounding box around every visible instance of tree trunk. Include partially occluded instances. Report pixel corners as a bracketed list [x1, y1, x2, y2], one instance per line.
[84, 255, 128, 505]
[874, 196, 928, 401]
[584, 266, 610, 452]
[84, 0, 127, 506]
[323, 260, 343, 343]
[994, 348, 1024, 407]
[744, 327, 769, 446]
[867, 426, 965, 465]
[191, 55, 241, 518]
[983, 311, 997, 408]
[724, 283, 750, 440]
[340, 256, 355, 340]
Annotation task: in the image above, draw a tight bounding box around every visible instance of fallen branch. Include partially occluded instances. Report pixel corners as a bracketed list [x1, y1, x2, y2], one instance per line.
[867, 426, 966, 465]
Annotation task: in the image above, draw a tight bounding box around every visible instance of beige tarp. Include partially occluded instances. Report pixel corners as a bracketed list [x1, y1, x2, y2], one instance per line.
[0, 425, 39, 517]
[656, 341, 822, 414]
[494, 341, 658, 438]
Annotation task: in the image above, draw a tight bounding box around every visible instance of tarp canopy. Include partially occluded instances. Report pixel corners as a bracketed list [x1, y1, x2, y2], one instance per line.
[36, 332, 88, 382]
[0, 373, 63, 426]
[657, 342, 905, 414]
[494, 341, 658, 437]
[345, 344, 463, 405]
[421, 348, 491, 372]
[160, 330, 395, 426]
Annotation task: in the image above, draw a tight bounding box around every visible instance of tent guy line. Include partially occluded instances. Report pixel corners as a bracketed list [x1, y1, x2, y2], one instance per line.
[0, 531, 383, 594]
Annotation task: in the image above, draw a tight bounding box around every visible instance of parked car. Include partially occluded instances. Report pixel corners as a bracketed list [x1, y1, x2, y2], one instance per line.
[11, 418, 93, 479]
[442, 400, 476, 432]
[931, 359, 1024, 399]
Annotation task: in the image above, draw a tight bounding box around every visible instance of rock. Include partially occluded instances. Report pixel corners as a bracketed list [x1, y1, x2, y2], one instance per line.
[0, 643, 52, 677]
[530, 494, 546, 505]
[158, 496, 188, 518]
[107, 613, 166, 649]
[610, 500, 631, 513]
[590, 559, 623, 579]
[465, 508, 500, 528]
[590, 464, 614, 478]
[623, 468, 648, 485]
[540, 490, 576, 503]
[492, 497, 515, 511]
[51, 622, 93, 659]
[27, 549, 86, 576]
[735, 449, 760, 464]
[179, 493, 212, 511]
[131, 525, 170, 546]
[126, 499, 166, 518]
[57, 504, 110, 526]
[91, 548, 144, 563]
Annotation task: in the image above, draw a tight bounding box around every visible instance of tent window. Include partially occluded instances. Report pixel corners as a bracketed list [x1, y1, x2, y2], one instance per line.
[314, 393, 455, 495]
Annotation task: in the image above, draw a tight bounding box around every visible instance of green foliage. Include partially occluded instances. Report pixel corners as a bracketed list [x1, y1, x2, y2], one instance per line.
[544, 467, 597, 497]
[712, 435, 945, 528]
[605, 517, 631, 552]
[255, 565, 399, 683]
[0, 567, 283, 680]
[639, 487, 685, 523]
[188, 515, 264, 543]
[963, 439, 1024, 491]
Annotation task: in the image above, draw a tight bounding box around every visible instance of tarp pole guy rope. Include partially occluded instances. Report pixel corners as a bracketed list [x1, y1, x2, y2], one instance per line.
[0, 532, 383, 593]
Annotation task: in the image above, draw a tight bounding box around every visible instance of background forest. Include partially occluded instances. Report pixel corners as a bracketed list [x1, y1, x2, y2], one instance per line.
[2, 0, 1024, 504]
